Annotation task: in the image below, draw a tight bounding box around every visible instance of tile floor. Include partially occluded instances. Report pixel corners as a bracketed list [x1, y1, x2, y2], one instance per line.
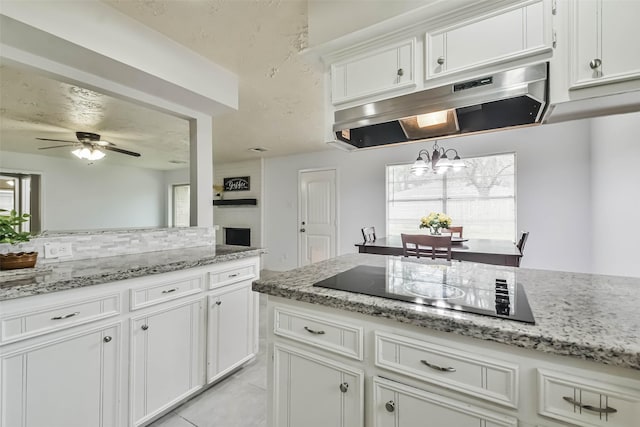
[148, 290, 269, 427]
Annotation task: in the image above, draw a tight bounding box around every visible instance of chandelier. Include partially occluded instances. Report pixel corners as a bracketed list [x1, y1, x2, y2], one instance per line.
[410, 141, 466, 176]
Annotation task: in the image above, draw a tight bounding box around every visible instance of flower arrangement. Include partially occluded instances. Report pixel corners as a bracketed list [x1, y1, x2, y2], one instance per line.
[419, 212, 452, 235]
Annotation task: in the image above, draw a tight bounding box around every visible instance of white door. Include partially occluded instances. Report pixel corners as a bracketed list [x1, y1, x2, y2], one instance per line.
[273, 345, 364, 427]
[1, 325, 120, 427]
[131, 300, 203, 426]
[207, 282, 255, 383]
[298, 169, 337, 266]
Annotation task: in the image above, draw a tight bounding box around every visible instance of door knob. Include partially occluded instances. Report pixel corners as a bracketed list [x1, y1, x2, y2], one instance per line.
[103, 336, 112, 343]
[397, 68, 404, 76]
[300, 228, 306, 232]
[385, 401, 395, 412]
[339, 382, 349, 393]
[215, 300, 222, 306]
[437, 56, 445, 65]
[141, 324, 149, 331]
[589, 58, 602, 69]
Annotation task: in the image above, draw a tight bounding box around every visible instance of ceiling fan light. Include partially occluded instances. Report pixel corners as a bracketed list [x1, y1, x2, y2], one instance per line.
[71, 148, 84, 159]
[88, 149, 106, 161]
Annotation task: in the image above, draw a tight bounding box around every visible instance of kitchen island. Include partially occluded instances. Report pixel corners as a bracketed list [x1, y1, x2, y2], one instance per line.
[253, 253, 640, 427]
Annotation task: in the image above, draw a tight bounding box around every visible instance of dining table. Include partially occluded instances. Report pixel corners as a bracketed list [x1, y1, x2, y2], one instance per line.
[355, 236, 523, 267]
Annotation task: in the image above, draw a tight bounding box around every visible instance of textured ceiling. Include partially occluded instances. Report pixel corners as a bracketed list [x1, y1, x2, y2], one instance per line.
[0, 0, 328, 168]
[105, 0, 328, 163]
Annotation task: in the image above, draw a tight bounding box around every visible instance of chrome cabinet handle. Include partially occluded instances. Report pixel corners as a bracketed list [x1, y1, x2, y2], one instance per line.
[141, 324, 149, 331]
[339, 382, 349, 393]
[562, 396, 617, 414]
[228, 273, 239, 278]
[103, 336, 112, 343]
[385, 401, 395, 412]
[420, 359, 456, 372]
[397, 68, 404, 77]
[437, 56, 445, 65]
[589, 58, 602, 69]
[161, 288, 178, 294]
[215, 300, 222, 306]
[304, 326, 325, 335]
[51, 311, 79, 320]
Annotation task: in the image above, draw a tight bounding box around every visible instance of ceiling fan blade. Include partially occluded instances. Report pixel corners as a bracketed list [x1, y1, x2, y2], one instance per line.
[36, 137, 77, 143]
[104, 146, 141, 157]
[39, 144, 76, 150]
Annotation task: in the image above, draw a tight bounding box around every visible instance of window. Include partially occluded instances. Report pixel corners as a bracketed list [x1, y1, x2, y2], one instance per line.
[172, 184, 190, 227]
[386, 153, 516, 240]
[0, 172, 41, 234]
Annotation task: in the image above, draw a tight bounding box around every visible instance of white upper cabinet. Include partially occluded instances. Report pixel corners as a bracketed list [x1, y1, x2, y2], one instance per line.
[570, 0, 640, 88]
[330, 38, 415, 105]
[426, 0, 549, 80]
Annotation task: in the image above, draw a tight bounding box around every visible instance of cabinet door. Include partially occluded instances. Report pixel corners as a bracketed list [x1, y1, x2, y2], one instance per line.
[1, 324, 120, 427]
[571, 0, 640, 88]
[427, 1, 547, 79]
[131, 299, 203, 426]
[373, 377, 517, 427]
[207, 281, 255, 383]
[273, 344, 364, 427]
[331, 39, 415, 104]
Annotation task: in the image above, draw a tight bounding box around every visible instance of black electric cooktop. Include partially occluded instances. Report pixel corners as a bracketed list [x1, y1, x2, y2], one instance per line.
[313, 260, 535, 324]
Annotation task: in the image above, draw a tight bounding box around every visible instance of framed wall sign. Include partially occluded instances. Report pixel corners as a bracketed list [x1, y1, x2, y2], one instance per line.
[223, 176, 250, 191]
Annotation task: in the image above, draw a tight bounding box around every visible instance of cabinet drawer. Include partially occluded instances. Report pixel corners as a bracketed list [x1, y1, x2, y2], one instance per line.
[1, 293, 120, 344]
[130, 275, 203, 310]
[375, 331, 518, 408]
[373, 376, 518, 427]
[538, 368, 640, 427]
[274, 307, 363, 360]
[208, 263, 257, 289]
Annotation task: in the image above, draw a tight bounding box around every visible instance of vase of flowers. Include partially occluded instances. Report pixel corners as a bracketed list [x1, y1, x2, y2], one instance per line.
[419, 212, 452, 235]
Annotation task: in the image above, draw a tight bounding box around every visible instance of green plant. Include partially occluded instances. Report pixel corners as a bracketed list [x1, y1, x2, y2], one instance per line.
[0, 209, 31, 245]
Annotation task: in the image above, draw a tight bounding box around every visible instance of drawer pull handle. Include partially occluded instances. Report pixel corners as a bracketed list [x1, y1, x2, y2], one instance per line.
[437, 56, 445, 65]
[589, 58, 602, 70]
[304, 326, 325, 335]
[385, 401, 395, 412]
[562, 396, 617, 414]
[228, 273, 240, 278]
[420, 359, 456, 372]
[103, 336, 112, 343]
[51, 311, 80, 320]
[141, 324, 149, 331]
[397, 68, 404, 77]
[339, 382, 349, 393]
[215, 300, 222, 306]
[161, 288, 178, 294]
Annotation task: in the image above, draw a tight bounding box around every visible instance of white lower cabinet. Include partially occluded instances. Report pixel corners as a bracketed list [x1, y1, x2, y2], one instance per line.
[1, 323, 120, 427]
[273, 344, 364, 427]
[207, 281, 255, 383]
[130, 299, 203, 426]
[373, 377, 518, 427]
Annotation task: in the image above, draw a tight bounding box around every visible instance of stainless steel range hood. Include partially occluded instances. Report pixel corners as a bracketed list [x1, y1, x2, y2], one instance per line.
[332, 62, 548, 150]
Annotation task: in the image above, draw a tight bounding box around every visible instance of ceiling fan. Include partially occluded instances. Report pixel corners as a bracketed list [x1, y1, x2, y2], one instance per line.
[36, 131, 141, 160]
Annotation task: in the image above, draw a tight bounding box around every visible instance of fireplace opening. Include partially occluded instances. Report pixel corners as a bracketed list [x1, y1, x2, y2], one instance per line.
[224, 227, 251, 246]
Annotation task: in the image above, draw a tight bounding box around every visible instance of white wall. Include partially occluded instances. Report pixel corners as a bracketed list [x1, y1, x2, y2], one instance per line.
[590, 112, 640, 278]
[213, 159, 263, 247]
[1, 151, 167, 231]
[263, 119, 594, 274]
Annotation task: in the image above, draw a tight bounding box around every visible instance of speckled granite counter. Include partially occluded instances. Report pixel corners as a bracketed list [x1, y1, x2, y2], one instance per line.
[0, 245, 264, 301]
[253, 253, 640, 370]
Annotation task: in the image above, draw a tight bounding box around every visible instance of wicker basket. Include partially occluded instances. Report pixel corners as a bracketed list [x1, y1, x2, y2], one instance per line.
[0, 252, 38, 270]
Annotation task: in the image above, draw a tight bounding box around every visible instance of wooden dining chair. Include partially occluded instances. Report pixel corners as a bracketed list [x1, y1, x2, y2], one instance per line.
[445, 226, 463, 238]
[517, 231, 529, 254]
[361, 226, 377, 243]
[401, 234, 452, 260]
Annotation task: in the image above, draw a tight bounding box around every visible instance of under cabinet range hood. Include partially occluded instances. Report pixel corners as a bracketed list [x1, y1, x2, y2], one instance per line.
[332, 62, 548, 149]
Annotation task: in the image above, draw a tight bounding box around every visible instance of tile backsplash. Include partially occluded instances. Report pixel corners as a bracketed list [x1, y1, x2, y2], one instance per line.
[0, 227, 215, 264]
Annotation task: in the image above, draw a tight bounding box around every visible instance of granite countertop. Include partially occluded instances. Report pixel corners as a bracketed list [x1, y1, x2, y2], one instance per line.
[253, 253, 640, 371]
[0, 245, 265, 301]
